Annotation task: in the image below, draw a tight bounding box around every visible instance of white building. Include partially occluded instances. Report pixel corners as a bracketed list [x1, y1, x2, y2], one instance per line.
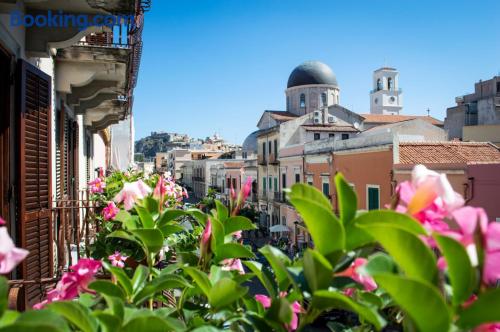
[369, 67, 403, 115]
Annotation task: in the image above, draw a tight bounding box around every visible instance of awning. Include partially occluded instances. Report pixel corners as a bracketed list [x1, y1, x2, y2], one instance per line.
[269, 225, 290, 233]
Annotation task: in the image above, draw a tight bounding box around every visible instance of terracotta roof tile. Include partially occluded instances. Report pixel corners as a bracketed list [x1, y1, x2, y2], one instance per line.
[268, 111, 298, 122]
[224, 161, 244, 168]
[361, 114, 443, 126]
[398, 142, 500, 164]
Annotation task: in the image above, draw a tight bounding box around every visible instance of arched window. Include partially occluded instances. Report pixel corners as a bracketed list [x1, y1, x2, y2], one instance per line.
[388, 77, 393, 91]
[321, 92, 327, 106]
[377, 79, 382, 91]
[300, 94, 306, 108]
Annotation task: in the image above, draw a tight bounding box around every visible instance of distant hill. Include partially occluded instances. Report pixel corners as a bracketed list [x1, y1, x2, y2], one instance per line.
[135, 132, 190, 158]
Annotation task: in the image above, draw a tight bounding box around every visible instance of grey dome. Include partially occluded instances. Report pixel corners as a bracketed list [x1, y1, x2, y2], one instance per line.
[242, 130, 260, 152]
[287, 61, 338, 88]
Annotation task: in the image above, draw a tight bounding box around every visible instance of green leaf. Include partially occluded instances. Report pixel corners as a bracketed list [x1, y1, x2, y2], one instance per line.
[289, 183, 332, 210]
[358, 225, 437, 284]
[224, 216, 257, 235]
[131, 265, 149, 293]
[159, 224, 185, 238]
[289, 185, 345, 264]
[143, 196, 159, 216]
[103, 296, 124, 321]
[129, 229, 164, 254]
[434, 234, 476, 306]
[93, 312, 120, 332]
[215, 200, 229, 222]
[88, 280, 126, 299]
[347, 210, 426, 250]
[0, 277, 7, 318]
[303, 249, 333, 292]
[133, 274, 192, 305]
[265, 297, 293, 327]
[211, 217, 225, 249]
[0, 309, 69, 332]
[0, 310, 19, 326]
[374, 274, 450, 332]
[114, 210, 132, 224]
[215, 243, 255, 261]
[183, 267, 212, 297]
[135, 206, 155, 229]
[107, 230, 137, 244]
[243, 261, 277, 297]
[157, 209, 189, 228]
[122, 316, 177, 332]
[457, 288, 500, 329]
[186, 208, 207, 225]
[312, 290, 386, 330]
[260, 245, 293, 291]
[102, 262, 133, 297]
[360, 253, 397, 276]
[208, 278, 248, 308]
[334, 173, 357, 224]
[48, 301, 98, 332]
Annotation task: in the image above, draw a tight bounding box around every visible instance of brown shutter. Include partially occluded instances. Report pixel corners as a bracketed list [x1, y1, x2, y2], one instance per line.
[16, 59, 53, 308]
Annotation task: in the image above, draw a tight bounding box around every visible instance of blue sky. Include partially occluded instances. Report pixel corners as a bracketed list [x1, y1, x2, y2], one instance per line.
[133, 0, 500, 144]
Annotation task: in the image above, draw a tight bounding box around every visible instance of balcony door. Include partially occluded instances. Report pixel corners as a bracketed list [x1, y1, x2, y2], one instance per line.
[0, 48, 10, 225]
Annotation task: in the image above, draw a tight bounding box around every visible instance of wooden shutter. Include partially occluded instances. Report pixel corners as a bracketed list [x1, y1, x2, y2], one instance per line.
[16, 59, 53, 308]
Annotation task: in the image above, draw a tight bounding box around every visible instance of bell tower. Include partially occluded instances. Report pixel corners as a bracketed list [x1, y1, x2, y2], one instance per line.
[370, 67, 403, 115]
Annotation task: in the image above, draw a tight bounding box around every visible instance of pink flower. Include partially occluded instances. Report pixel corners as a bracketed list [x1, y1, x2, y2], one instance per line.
[255, 292, 303, 331]
[153, 176, 166, 200]
[221, 258, 244, 274]
[108, 251, 128, 268]
[113, 180, 151, 210]
[0, 217, 5, 226]
[102, 202, 120, 221]
[337, 258, 377, 292]
[396, 165, 464, 236]
[200, 218, 212, 259]
[236, 177, 252, 208]
[0, 227, 29, 274]
[484, 222, 500, 286]
[88, 177, 105, 194]
[33, 258, 101, 309]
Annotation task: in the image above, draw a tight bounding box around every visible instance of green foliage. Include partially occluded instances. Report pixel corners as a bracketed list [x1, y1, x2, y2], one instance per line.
[1, 170, 498, 332]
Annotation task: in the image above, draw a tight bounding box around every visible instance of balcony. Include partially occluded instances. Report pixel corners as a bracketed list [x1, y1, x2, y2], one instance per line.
[258, 155, 267, 165]
[273, 191, 287, 203]
[268, 153, 279, 165]
[193, 176, 205, 182]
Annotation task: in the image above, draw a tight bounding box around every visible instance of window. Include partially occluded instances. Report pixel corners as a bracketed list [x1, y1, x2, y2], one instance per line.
[232, 178, 237, 190]
[274, 177, 278, 192]
[274, 139, 278, 157]
[269, 176, 272, 190]
[262, 142, 266, 156]
[388, 77, 393, 91]
[497, 81, 500, 94]
[342, 133, 349, 140]
[307, 175, 313, 186]
[367, 185, 380, 210]
[314, 133, 321, 140]
[300, 94, 306, 108]
[295, 173, 300, 183]
[377, 78, 382, 91]
[322, 182, 330, 197]
[282, 173, 287, 189]
[329, 133, 335, 138]
[263, 177, 266, 191]
[321, 92, 327, 106]
[269, 141, 272, 156]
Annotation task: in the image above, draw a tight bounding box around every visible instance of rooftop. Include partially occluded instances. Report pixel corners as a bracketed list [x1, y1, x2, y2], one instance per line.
[398, 142, 500, 164]
[361, 114, 443, 126]
[302, 125, 359, 132]
[268, 111, 298, 122]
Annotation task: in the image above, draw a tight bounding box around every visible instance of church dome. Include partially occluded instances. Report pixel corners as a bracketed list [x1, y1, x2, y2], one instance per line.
[242, 130, 260, 153]
[287, 61, 338, 89]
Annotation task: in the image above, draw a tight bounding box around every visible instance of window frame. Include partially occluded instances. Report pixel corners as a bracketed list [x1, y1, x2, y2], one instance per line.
[313, 133, 321, 141]
[300, 93, 306, 108]
[366, 184, 380, 210]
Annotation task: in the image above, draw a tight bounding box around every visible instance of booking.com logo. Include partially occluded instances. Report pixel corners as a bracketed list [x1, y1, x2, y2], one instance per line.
[10, 10, 135, 31]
